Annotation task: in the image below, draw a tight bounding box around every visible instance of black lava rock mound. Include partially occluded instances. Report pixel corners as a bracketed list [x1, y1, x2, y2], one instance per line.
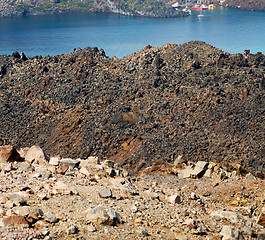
[0, 41, 264, 177]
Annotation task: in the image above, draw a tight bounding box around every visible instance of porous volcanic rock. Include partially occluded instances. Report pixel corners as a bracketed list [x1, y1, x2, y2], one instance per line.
[0, 41, 264, 177]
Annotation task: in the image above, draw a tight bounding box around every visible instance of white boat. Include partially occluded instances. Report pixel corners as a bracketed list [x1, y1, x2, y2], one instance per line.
[172, 1, 191, 15]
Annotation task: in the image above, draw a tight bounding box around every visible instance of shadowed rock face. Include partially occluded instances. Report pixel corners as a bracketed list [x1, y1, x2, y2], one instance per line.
[0, 41, 264, 177]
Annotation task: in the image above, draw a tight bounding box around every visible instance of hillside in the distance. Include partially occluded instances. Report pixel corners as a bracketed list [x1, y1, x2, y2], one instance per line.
[0, 0, 187, 17]
[222, 0, 265, 12]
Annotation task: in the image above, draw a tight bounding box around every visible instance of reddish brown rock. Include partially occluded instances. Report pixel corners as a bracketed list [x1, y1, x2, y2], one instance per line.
[3, 215, 29, 227]
[0, 145, 20, 163]
[56, 164, 69, 174]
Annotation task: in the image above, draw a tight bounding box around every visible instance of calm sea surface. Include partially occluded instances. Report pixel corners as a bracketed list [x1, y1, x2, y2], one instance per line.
[1, 7, 265, 58]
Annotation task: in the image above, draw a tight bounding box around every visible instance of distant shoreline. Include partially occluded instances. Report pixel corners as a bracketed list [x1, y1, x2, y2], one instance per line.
[0, 0, 188, 19]
[1, 4, 265, 19]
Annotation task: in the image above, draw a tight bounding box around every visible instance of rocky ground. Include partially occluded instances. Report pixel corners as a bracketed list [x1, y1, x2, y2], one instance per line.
[0, 41, 264, 178]
[1, 145, 265, 240]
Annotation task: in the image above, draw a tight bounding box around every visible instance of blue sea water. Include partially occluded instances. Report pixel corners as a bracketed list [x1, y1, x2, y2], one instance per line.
[0, 7, 265, 58]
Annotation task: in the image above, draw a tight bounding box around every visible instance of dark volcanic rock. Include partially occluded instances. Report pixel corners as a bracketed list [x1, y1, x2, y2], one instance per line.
[0, 41, 264, 177]
[223, 0, 265, 12]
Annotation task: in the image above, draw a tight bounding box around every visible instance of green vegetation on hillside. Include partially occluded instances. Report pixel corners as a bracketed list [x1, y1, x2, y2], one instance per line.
[15, 0, 93, 14]
[4, 0, 183, 18]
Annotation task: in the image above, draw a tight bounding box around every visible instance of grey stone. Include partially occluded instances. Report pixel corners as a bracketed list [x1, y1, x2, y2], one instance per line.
[242, 226, 253, 236]
[258, 230, 265, 239]
[211, 210, 251, 228]
[68, 225, 78, 234]
[59, 158, 80, 170]
[245, 173, 255, 179]
[86, 206, 110, 224]
[17, 162, 34, 172]
[107, 208, 121, 224]
[7, 194, 27, 206]
[44, 213, 58, 223]
[39, 170, 52, 179]
[99, 188, 112, 198]
[143, 190, 159, 200]
[136, 228, 149, 236]
[123, 182, 139, 195]
[220, 225, 245, 240]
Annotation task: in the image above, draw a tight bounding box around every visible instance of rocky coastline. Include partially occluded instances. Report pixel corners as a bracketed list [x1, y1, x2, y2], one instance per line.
[2, 0, 265, 19]
[0, 0, 187, 18]
[222, 0, 265, 12]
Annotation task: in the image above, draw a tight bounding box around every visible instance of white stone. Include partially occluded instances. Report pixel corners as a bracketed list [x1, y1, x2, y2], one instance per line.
[167, 194, 181, 204]
[12, 206, 31, 216]
[25, 145, 49, 165]
[174, 155, 187, 166]
[180, 165, 193, 178]
[87, 224, 96, 232]
[49, 157, 60, 166]
[211, 210, 251, 228]
[86, 156, 99, 163]
[79, 166, 90, 177]
[53, 181, 78, 195]
[204, 169, 212, 178]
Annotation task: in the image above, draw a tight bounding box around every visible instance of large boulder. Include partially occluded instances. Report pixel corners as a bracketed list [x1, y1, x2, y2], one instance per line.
[25, 145, 49, 165]
[0, 145, 20, 163]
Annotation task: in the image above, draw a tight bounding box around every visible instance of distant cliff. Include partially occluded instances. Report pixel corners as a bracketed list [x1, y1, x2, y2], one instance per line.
[0, 0, 187, 18]
[221, 0, 265, 12]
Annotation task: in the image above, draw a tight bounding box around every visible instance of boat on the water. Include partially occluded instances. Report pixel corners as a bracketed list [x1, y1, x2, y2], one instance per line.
[208, 4, 216, 8]
[190, 0, 208, 10]
[172, 1, 191, 15]
[190, 4, 208, 10]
